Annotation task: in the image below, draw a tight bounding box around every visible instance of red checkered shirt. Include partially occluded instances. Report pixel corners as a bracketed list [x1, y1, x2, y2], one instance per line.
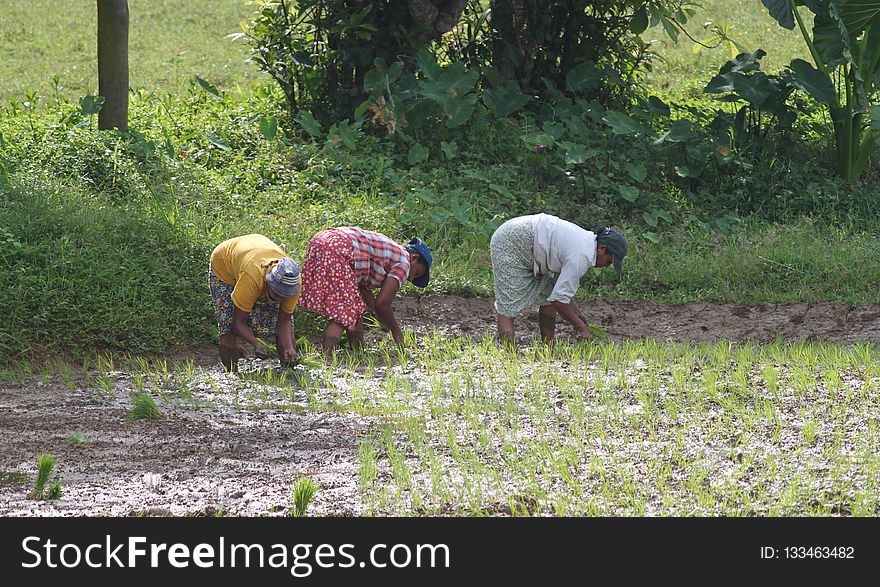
[336, 227, 411, 288]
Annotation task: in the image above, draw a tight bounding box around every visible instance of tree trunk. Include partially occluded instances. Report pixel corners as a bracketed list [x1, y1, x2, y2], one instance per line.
[407, 0, 468, 44]
[490, 0, 517, 81]
[97, 0, 129, 131]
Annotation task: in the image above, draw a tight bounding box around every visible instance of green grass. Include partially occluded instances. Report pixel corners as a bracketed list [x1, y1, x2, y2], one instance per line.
[0, 0, 258, 102]
[1, 0, 878, 364]
[644, 0, 811, 99]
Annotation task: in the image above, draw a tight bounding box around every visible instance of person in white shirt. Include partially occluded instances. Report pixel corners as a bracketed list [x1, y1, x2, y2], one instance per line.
[489, 213, 628, 344]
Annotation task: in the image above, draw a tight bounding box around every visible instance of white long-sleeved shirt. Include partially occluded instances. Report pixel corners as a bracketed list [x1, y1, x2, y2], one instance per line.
[531, 213, 596, 304]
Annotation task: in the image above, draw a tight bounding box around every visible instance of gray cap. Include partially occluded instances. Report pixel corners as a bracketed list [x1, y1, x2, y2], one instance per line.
[596, 227, 628, 274]
[265, 257, 300, 298]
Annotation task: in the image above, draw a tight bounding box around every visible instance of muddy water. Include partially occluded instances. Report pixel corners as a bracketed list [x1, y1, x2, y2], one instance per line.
[2, 294, 880, 516]
[0, 371, 369, 516]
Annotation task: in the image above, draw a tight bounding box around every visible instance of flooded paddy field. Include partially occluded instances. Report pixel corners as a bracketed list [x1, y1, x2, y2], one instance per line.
[2, 295, 880, 516]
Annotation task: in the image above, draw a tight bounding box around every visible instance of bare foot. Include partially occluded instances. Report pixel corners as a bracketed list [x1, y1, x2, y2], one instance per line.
[219, 346, 241, 372]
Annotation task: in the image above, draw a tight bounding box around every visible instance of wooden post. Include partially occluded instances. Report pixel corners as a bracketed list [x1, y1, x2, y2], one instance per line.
[97, 0, 129, 131]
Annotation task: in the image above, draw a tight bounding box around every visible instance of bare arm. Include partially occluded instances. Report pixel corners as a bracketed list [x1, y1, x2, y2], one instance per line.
[359, 286, 377, 312]
[374, 278, 404, 345]
[232, 307, 268, 355]
[276, 310, 298, 365]
[551, 300, 594, 340]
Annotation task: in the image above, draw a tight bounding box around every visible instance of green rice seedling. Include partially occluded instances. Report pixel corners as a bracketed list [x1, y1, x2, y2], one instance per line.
[132, 371, 146, 393]
[802, 420, 820, 446]
[127, 393, 162, 422]
[358, 440, 379, 495]
[93, 373, 114, 397]
[290, 477, 320, 517]
[386, 440, 412, 494]
[851, 342, 876, 371]
[29, 452, 62, 500]
[823, 367, 842, 401]
[298, 353, 324, 369]
[177, 358, 197, 380]
[587, 324, 609, 341]
[66, 431, 91, 446]
[55, 360, 75, 391]
[791, 365, 816, 397]
[256, 337, 277, 358]
[761, 363, 778, 398]
[38, 363, 52, 387]
[95, 352, 116, 375]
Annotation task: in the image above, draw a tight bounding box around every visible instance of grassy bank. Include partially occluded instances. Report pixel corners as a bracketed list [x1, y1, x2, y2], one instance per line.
[2, 0, 879, 361]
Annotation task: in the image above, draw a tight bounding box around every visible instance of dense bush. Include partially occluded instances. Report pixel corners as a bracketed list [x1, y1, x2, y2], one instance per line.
[2, 74, 880, 359]
[239, 0, 695, 122]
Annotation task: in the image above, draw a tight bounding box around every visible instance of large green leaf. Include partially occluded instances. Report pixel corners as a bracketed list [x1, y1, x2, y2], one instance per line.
[732, 72, 775, 106]
[861, 14, 880, 90]
[443, 94, 478, 128]
[446, 63, 479, 97]
[788, 58, 837, 104]
[602, 111, 646, 135]
[833, 0, 880, 36]
[420, 63, 479, 105]
[362, 60, 403, 97]
[485, 81, 531, 118]
[79, 95, 105, 116]
[616, 184, 640, 203]
[704, 73, 735, 94]
[630, 7, 649, 34]
[870, 107, 880, 133]
[762, 0, 795, 29]
[813, 14, 846, 66]
[258, 115, 278, 140]
[415, 48, 442, 81]
[206, 131, 230, 151]
[327, 119, 361, 150]
[566, 60, 603, 92]
[626, 163, 648, 182]
[440, 141, 458, 160]
[801, 0, 830, 16]
[719, 49, 767, 75]
[646, 95, 671, 116]
[407, 143, 428, 165]
[294, 110, 323, 138]
[654, 119, 699, 143]
[523, 132, 556, 148]
[557, 141, 599, 165]
[564, 116, 592, 140]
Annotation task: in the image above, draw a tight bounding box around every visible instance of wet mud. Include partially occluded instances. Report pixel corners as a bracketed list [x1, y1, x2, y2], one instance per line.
[2, 294, 879, 516]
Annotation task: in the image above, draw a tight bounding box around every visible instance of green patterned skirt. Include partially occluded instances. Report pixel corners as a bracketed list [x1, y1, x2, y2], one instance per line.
[490, 216, 555, 318]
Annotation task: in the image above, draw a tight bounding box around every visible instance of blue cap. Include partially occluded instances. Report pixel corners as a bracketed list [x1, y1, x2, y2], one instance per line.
[265, 257, 301, 298]
[407, 237, 432, 288]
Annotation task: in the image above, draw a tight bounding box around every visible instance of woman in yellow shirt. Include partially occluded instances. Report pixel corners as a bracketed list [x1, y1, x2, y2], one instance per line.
[209, 234, 301, 371]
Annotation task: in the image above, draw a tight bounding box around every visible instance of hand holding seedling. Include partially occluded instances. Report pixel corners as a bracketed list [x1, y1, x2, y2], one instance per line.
[576, 326, 596, 341]
[253, 341, 270, 359]
[280, 346, 299, 368]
